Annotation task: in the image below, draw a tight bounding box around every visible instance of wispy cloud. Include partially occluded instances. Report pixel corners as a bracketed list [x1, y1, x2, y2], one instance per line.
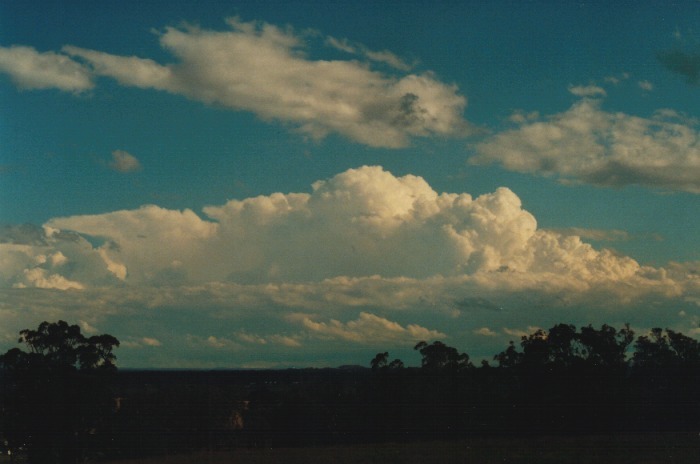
[326, 36, 414, 71]
[548, 227, 663, 243]
[603, 72, 630, 85]
[548, 228, 631, 242]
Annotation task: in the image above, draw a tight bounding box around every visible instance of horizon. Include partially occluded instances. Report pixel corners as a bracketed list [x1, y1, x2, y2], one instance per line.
[1, 1, 699, 369]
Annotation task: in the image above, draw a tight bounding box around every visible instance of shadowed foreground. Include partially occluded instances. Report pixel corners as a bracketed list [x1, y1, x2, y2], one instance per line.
[3, 322, 700, 463]
[102, 434, 700, 464]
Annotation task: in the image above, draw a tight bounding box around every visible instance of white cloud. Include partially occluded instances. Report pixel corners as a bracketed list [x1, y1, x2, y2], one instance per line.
[6, 165, 679, 293]
[60, 17, 467, 148]
[474, 327, 497, 337]
[0, 45, 93, 92]
[15, 268, 85, 290]
[292, 312, 445, 344]
[141, 337, 162, 347]
[109, 150, 142, 173]
[472, 99, 700, 193]
[2, 166, 698, 367]
[568, 84, 606, 97]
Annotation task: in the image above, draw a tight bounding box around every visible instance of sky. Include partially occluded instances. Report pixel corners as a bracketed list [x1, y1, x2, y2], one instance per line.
[1, 1, 699, 368]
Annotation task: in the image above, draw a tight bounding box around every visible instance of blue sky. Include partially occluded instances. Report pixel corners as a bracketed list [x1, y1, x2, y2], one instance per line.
[1, 1, 699, 368]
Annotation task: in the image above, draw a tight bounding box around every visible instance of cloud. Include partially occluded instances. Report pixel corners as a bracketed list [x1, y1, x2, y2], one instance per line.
[4, 165, 679, 292]
[0, 45, 93, 92]
[547, 228, 631, 242]
[603, 73, 630, 85]
[292, 312, 445, 344]
[326, 35, 414, 71]
[141, 337, 162, 347]
[657, 49, 700, 85]
[1, 166, 698, 367]
[122, 337, 162, 349]
[474, 327, 497, 337]
[503, 327, 541, 339]
[638, 80, 654, 91]
[60, 17, 467, 148]
[472, 99, 700, 193]
[568, 84, 606, 97]
[109, 150, 142, 173]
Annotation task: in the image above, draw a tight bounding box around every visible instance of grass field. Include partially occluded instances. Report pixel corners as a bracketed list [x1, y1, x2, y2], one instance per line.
[101, 434, 700, 464]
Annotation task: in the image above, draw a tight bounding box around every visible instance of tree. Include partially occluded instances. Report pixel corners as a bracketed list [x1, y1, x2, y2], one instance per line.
[632, 328, 675, 368]
[414, 341, 472, 371]
[370, 352, 389, 370]
[519, 324, 580, 367]
[370, 352, 404, 371]
[633, 328, 700, 368]
[0, 321, 119, 463]
[494, 340, 523, 368]
[578, 323, 634, 368]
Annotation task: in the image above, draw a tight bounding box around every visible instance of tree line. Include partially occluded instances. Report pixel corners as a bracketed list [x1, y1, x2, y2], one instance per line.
[1, 321, 699, 463]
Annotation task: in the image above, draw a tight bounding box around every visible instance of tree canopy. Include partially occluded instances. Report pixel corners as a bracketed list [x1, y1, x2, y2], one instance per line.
[0, 321, 120, 464]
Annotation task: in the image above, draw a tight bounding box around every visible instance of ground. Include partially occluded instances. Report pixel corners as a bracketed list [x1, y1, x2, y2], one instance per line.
[99, 434, 700, 464]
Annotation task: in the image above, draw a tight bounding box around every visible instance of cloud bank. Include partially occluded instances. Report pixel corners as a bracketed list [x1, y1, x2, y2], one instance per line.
[472, 99, 700, 193]
[7, 164, 653, 289]
[1, 166, 697, 367]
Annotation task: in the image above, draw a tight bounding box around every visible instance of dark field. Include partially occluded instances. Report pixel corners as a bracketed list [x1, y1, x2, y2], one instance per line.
[3, 325, 700, 463]
[103, 434, 700, 464]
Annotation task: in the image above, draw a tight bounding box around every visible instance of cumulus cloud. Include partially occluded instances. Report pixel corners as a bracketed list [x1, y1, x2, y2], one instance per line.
[0, 225, 122, 290]
[472, 99, 700, 193]
[109, 150, 142, 173]
[0, 45, 93, 92]
[3, 165, 677, 292]
[42, 164, 653, 291]
[60, 17, 467, 148]
[2, 166, 698, 366]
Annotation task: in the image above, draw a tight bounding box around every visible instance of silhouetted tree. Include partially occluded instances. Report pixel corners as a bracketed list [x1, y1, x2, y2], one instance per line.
[0, 321, 119, 463]
[578, 323, 634, 368]
[633, 327, 700, 368]
[370, 352, 389, 370]
[370, 352, 404, 371]
[494, 340, 523, 368]
[414, 341, 472, 371]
